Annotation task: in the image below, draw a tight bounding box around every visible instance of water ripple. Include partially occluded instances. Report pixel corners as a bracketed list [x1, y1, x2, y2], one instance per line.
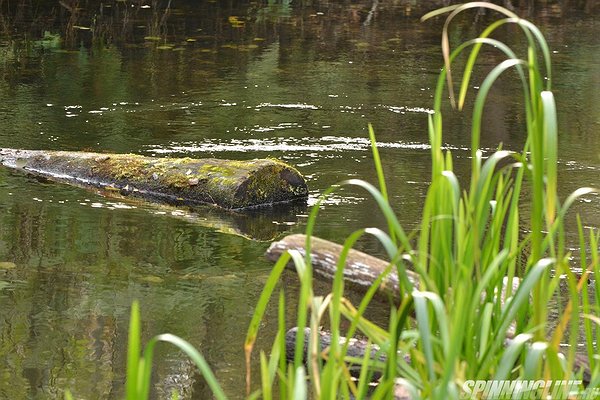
[145, 136, 443, 155]
[255, 102, 319, 110]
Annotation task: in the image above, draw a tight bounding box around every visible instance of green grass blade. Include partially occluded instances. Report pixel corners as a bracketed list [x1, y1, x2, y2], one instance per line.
[413, 291, 436, 381]
[369, 124, 396, 245]
[152, 334, 228, 400]
[260, 352, 271, 400]
[342, 179, 413, 256]
[245, 250, 291, 394]
[289, 250, 312, 371]
[126, 301, 141, 400]
[471, 59, 526, 165]
[278, 290, 288, 400]
[292, 367, 307, 400]
[493, 333, 533, 380]
[541, 91, 557, 225]
[523, 342, 548, 379]
[518, 19, 553, 89]
[434, 2, 519, 108]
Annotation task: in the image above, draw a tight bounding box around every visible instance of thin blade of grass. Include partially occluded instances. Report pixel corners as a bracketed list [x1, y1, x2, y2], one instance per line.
[149, 334, 228, 400]
[494, 333, 533, 380]
[523, 342, 549, 379]
[245, 250, 292, 394]
[541, 91, 557, 225]
[292, 367, 307, 400]
[126, 301, 141, 400]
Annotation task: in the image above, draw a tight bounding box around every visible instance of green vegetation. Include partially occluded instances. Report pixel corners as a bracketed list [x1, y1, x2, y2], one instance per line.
[69, 3, 599, 399]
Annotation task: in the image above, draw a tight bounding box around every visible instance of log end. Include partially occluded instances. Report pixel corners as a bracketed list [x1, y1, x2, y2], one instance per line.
[232, 159, 308, 209]
[94, 155, 308, 209]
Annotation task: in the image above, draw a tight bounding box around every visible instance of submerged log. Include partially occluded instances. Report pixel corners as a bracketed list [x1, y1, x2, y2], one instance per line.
[285, 327, 389, 375]
[265, 233, 419, 301]
[285, 327, 411, 399]
[0, 148, 308, 210]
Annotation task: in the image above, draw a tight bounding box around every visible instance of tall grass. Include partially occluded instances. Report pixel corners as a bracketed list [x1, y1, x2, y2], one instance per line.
[70, 3, 599, 399]
[243, 3, 600, 399]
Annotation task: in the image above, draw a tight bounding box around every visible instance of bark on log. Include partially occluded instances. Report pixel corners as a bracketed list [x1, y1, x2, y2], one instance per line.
[0, 148, 308, 210]
[265, 233, 419, 301]
[285, 327, 412, 400]
[285, 327, 389, 374]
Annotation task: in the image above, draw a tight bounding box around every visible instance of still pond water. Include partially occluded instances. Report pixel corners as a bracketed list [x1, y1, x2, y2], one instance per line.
[0, 1, 598, 398]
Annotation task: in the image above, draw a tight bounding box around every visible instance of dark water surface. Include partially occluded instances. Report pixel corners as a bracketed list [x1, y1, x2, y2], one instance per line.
[0, 1, 598, 398]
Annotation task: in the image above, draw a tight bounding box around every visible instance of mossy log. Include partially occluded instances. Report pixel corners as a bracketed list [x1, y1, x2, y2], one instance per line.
[0, 148, 308, 210]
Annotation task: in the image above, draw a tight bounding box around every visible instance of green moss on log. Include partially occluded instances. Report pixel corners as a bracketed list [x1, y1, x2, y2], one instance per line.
[0, 148, 309, 209]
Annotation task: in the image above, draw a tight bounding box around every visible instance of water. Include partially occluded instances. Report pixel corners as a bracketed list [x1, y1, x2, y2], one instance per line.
[0, 1, 598, 398]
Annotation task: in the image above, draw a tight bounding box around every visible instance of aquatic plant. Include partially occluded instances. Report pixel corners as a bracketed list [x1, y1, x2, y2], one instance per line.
[243, 2, 600, 399]
[65, 3, 599, 399]
[127, 301, 227, 400]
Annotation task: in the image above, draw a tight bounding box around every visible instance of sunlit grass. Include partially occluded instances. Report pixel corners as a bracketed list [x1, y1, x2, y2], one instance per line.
[241, 2, 599, 399]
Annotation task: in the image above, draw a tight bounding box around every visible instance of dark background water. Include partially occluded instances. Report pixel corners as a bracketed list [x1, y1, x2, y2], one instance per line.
[0, 1, 598, 398]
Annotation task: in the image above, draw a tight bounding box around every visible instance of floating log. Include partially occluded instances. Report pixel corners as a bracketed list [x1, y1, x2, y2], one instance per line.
[265, 233, 419, 301]
[0, 148, 308, 210]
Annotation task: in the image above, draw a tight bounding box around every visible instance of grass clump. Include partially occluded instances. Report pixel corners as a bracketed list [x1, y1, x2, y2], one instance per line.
[244, 2, 599, 399]
[68, 3, 599, 399]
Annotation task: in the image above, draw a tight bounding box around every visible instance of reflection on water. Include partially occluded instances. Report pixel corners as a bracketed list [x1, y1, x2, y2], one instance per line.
[145, 135, 439, 155]
[0, 1, 598, 398]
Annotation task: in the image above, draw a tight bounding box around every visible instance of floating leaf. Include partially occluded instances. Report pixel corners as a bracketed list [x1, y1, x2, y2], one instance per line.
[140, 275, 164, 284]
[144, 36, 161, 41]
[228, 16, 245, 28]
[0, 262, 16, 270]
